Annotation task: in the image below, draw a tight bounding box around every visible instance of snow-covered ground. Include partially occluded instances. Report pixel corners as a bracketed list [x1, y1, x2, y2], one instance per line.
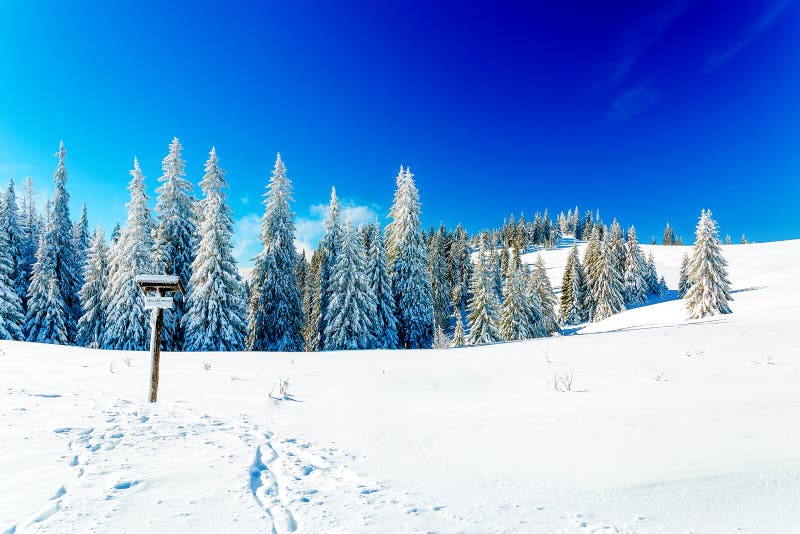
[3, 239, 800, 533]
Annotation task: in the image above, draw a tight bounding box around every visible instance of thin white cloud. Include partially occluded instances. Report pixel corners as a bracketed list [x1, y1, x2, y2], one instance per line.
[608, 80, 662, 121]
[233, 213, 262, 266]
[705, 0, 793, 73]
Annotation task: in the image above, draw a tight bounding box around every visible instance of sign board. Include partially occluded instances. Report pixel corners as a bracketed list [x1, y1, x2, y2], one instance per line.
[144, 296, 174, 310]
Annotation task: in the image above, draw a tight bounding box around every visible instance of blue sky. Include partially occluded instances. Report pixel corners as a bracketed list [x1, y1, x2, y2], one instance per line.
[0, 1, 797, 265]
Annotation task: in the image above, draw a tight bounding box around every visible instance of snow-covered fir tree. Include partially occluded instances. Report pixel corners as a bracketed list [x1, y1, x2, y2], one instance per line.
[590, 236, 626, 322]
[559, 244, 586, 325]
[18, 177, 41, 305]
[0, 179, 27, 303]
[608, 219, 626, 275]
[678, 252, 691, 298]
[467, 244, 501, 345]
[302, 247, 323, 351]
[448, 224, 472, 317]
[530, 254, 558, 334]
[0, 211, 25, 340]
[499, 254, 536, 341]
[429, 224, 451, 332]
[452, 307, 466, 347]
[685, 209, 733, 319]
[644, 250, 660, 294]
[247, 153, 304, 351]
[154, 137, 197, 350]
[323, 220, 377, 350]
[388, 167, 434, 349]
[384, 165, 406, 269]
[110, 222, 122, 245]
[47, 142, 82, 340]
[658, 276, 669, 298]
[102, 159, 157, 350]
[76, 227, 109, 348]
[663, 223, 675, 245]
[432, 324, 450, 349]
[622, 226, 648, 306]
[183, 148, 247, 351]
[72, 203, 90, 268]
[317, 187, 343, 349]
[25, 206, 69, 344]
[581, 225, 602, 318]
[366, 222, 398, 349]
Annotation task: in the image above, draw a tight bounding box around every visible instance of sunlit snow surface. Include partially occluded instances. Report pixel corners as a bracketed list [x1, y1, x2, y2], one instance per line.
[2, 240, 800, 533]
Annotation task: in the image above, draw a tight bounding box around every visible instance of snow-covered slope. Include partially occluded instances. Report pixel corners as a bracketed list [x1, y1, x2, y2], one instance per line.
[3, 240, 800, 533]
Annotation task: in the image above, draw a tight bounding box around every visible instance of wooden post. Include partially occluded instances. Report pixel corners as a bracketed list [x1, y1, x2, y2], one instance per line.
[148, 288, 166, 403]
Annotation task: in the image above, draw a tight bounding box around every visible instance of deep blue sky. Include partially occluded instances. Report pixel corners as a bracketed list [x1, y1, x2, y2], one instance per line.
[1, 1, 797, 264]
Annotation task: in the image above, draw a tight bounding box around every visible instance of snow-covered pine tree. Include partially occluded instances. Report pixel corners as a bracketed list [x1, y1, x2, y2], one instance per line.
[315, 187, 344, 349]
[530, 254, 558, 334]
[608, 219, 626, 275]
[0, 210, 25, 340]
[110, 222, 122, 245]
[448, 224, 472, 318]
[678, 252, 691, 298]
[302, 247, 323, 351]
[183, 148, 248, 351]
[366, 222, 399, 349]
[388, 168, 434, 348]
[72, 203, 90, 268]
[0, 179, 27, 303]
[663, 223, 675, 246]
[658, 276, 668, 298]
[154, 137, 197, 350]
[467, 244, 502, 345]
[76, 227, 109, 348]
[452, 307, 466, 347]
[499, 254, 535, 341]
[644, 250, 660, 294]
[324, 220, 377, 350]
[429, 224, 452, 331]
[102, 159, 158, 350]
[581, 225, 602, 318]
[25, 206, 70, 344]
[590, 236, 626, 322]
[432, 324, 450, 349]
[18, 177, 41, 305]
[384, 165, 406, 269]
[559, 245, 586, 325]
[685, 209, 733, 319]
[247, 154, 304, 351]
[622, 226, 648, 306]
[48, 142, 82, 340]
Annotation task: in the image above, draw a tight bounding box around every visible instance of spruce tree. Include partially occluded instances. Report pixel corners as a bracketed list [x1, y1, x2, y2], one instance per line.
[324, 220, 377, 350]
[102, 159, 158, 350]
[467, 245, 501, 345]
[388, 168, 434, 349]
[110, 222, 122, 245]
[448, 224, 472, 317]
[559, 245, 586, 325]
[644, 250, 660, 294]
[18, 177, 41, 305]
[582, 225, 602, 318]
[302, 247, 323, 351]
[685, 210, 733, 319]
[608, 219, 626, 275]
[678, 252, 691, 298]
[590, 237, 625, 322]
[76, 227, 109, 348]
[73, 203, 90, 267]
[663, 223, 675, 245]
[183, 148, 247, 351]
[0, 179, 27, 303]
[48, 142, 82, 340]
[314, 187, 343, 349]
[452, 307, 466, 347]
[247, 154, 304, 351]
[0, 212, 25, 340]
[622, 226, 648, 306]
[154, 137, 197, 350]
[25, 207, 69, 344]
[530, 254, 558, 334]
[429, 224, 451, 331]
[500, 254, 535, 341]
[366, 223, 399, 349]
[432, 324, 450, 349]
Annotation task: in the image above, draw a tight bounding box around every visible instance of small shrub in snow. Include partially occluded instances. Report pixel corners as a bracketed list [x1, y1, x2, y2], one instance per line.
[269, 377, 290, 400]
[551, 372, 574, 392]
[123, 355, 133, 367]
[653, 372, 665, 382]
[751, 356, 773, 365]
[203, 361, 212, 371]
[109, 361, 116, 374]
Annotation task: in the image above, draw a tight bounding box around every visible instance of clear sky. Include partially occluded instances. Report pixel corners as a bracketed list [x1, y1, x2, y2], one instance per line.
[0, 1, 797, 265]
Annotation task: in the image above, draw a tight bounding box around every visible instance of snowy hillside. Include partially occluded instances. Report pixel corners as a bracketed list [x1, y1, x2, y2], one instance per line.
[3, 239, 800, 533]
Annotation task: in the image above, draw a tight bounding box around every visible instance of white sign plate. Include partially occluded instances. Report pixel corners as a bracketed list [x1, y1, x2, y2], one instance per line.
[144, 296, 174, 310]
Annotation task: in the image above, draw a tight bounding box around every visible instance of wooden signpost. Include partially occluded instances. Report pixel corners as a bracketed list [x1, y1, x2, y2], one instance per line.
[135, 275, 185, 403]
